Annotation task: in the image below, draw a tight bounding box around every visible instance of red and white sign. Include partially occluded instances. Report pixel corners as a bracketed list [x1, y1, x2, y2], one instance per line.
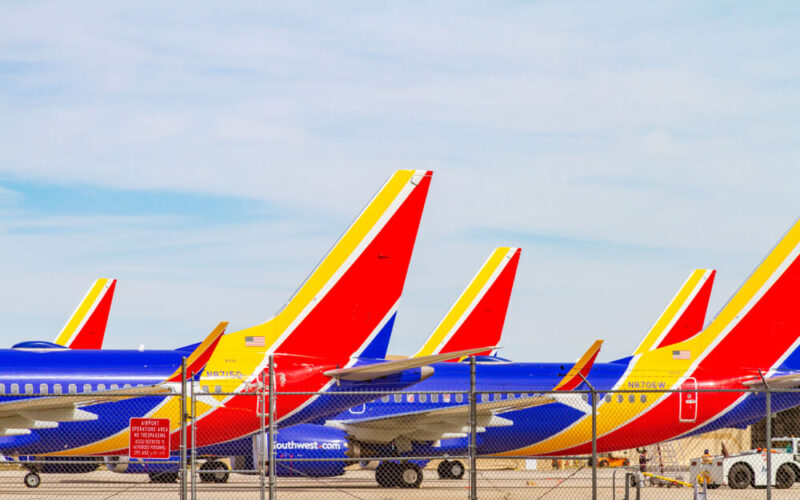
[129, 418, 171, 459]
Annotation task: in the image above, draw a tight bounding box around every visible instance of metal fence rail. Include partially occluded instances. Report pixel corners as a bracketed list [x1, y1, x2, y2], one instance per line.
[0, 357, 797, 499]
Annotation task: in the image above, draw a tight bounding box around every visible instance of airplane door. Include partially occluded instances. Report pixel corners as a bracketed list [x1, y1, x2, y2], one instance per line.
[679, 378, 697, 422]
[349, 403, 366, 415]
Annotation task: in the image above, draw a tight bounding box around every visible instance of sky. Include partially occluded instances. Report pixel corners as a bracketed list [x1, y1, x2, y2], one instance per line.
[0, 2, 798, 361]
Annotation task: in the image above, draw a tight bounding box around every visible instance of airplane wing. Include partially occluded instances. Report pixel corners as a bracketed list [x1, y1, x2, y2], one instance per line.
[324, 346, 497, 382]
[325, 393, 555, 447]
[552, 340, 603, 391]
[0, 385, 175, 436]
[0, 322, 229, 436]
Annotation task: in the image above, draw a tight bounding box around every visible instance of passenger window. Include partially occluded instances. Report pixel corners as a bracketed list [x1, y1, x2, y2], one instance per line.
[406, 394, 414, 403]
[381, 395, 390, 403]
[53, 384, 62, 394]
[431, 393, 439, 403]
[455, 393, 464, 403]
[110, 384, 119, 390]
[495, 393, 502, 401]
[481, 394, 488, 402]
[629, 394, 636, 403]
[123, 384, 132, 389]
[10, 384, 18, 395]
[0, 383, 5, 394]
[97, 384, 105, 391]
[605, 395, 611, 403]
[640, 395, 647, 403]
[419, 394, 427, 403]
[25, 384, 33, 394]
[617, 394, 623, 403]
[394, 394, 402, 403]
[581, 393, 588, 402]
[215, 385, 222, 394]
[202, 385, 210, 393]
[39, 384, 48, 394]
[68, 384, 77, 394]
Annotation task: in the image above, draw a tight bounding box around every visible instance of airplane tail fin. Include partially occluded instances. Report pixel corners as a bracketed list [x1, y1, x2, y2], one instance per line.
[54, 278, 116, 349]
[631, 269, 715, 356]
[210, 170, 432, 381]
[412, 247, 521, 359]
[651, 218, 800, 378]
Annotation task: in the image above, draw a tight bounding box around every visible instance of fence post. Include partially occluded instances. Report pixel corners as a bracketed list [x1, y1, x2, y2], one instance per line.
[469, 355, 477, 500]
[269, 355, 277, 500]
[180, 357, 187, 500]
[191, 373, 197, 500]
[260, 369, 266, 500]
[579, 374, 597, 500]
[759, 371, 772, 500]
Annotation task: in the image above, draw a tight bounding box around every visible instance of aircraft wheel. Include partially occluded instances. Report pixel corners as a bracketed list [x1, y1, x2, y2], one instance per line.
[448, 460, 464, 479]
[199, 460, 230, 483]
[437, 461, 451, 479]
[375, 462, 394, 488]
[776, 464, 795, 489]
[24, 472, 41, 488]
[399, 462, 422, 488]
[728, 463, 752, 489]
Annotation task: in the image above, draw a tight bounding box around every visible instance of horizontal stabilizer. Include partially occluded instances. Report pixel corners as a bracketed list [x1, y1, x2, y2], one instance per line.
[742, 373, 800, 390]
[553, 340, 603, 391]
[324, 346, 498, 381]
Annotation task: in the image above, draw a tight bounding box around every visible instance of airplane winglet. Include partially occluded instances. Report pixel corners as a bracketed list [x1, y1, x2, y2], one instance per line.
[166, 322, 228, 382]
[553, 340, 603, 391]
[324, 346, 498, 382]
[413, 248, 521, 359]
[54, 279, 117, 349]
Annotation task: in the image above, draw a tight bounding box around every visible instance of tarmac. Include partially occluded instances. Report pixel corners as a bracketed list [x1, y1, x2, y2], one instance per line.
[0, 468, 796, 499]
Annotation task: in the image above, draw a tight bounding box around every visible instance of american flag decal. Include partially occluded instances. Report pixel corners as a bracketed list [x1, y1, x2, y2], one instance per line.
[672, 350, 691, 360]
[245, 336, 265, 347]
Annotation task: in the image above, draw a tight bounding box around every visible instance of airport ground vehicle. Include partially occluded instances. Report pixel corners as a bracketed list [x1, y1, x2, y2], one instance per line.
[689, 437, 800, 489]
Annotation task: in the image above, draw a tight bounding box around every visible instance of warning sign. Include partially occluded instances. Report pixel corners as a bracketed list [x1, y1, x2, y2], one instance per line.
[129, 418, 171, 459]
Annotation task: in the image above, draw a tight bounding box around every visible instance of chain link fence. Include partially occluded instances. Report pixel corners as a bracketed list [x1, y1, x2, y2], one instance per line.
[1, 359, 799, 499]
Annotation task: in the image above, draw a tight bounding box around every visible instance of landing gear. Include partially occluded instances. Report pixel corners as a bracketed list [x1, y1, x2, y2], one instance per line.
[199, 460, 230, 483]
[375, 461, 423, 488]
[437, 460, 465, 479]
[148, 471, 179, 483]
[23, 472, 41, 488]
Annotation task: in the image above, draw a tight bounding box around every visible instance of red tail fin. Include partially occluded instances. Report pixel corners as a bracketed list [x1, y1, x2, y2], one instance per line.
[54, 279, 116, 349]
[207, 171, 432, 382]
[413, 247, 521, 359]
